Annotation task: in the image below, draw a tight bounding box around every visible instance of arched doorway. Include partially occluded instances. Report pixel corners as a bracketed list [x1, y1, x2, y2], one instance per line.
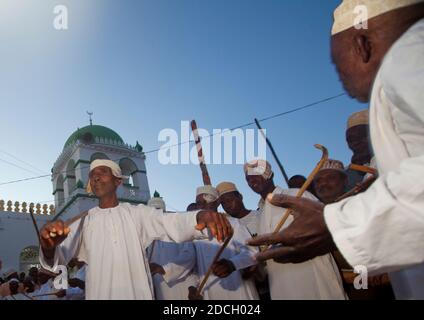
[19, 246, 40, 273]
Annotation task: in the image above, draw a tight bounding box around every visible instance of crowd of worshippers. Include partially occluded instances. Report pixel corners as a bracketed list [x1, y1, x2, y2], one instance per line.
[0, 109, 395, 301]
[145, 109, 394, 300]
[0, 258, 86, 300]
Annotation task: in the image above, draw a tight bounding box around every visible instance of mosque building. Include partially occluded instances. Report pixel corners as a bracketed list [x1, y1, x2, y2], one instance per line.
[0, 122, 151, 273]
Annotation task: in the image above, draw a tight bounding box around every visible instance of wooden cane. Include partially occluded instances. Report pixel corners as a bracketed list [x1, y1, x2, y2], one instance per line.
[31, 291, 61, 298]
[46, 210, 88, 240]
[272, 144, 328, 233]
[349, 164, 378, 176]
[335, 173, 377, 202]
[22, 292, 35, 300]
[196, 234, 233, 296]
[29, 208, 41, 245]
[191, 120, 212, 186]
[254, 118, 290, 186]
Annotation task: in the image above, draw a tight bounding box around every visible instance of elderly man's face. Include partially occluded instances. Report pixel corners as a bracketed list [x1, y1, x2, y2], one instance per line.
[314, 170, 347, 204]
[331, 34, 376, 103]
[346, 125, 371, 165]
[220, 192, 243, 217]
[89, 166, 121, 198]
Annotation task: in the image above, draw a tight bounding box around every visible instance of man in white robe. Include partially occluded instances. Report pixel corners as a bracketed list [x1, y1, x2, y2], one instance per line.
[39, 160, 232, 300]
[217, 182, 261, 237]
[216, 182, 267, 298]
[190, 186, 259, 300]
[146, 193, 198, 300]
[249, 0, 424, 300]
[244, 160, 347, 300]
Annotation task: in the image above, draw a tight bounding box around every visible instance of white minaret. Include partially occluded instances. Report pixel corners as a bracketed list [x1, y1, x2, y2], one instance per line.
[51, 119, 150, 221]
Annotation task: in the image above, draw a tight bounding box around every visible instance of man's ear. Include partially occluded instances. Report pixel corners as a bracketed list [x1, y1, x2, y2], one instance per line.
[354, 34, 372, 63]
[115, 178, 122, 187]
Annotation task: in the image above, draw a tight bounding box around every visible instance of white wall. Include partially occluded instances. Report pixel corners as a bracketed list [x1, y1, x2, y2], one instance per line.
[0, 211, 50, 272]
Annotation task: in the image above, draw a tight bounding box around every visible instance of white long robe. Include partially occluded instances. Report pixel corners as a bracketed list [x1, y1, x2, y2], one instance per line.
[40, 203, 203, 300]
[260, 187, 347, 300]
[147, 241, 198, 300]
[239, 210, 261, 237]
[193, 217, 259, 300]
[324, 18, 424, 299]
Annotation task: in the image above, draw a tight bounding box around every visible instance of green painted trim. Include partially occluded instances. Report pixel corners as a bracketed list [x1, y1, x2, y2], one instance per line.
[52, 188, 64, 195]
[74, 160, 90, 169]
[55, 193, 147, 218]
[63, 175, 76, 182]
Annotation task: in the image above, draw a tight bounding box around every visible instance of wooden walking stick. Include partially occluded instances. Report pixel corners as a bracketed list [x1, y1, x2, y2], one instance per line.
[196, 233, 233, 296]
[254, 118, 290, 186]
[191, 120, 212, 186]
[272, 144, 328, 233]
[349, 164, 378, 176]
[335, 164, 378, 202]
[29, 207, 41, 245]
[31, 291, 61, 298]
[190, 119, 233, 297]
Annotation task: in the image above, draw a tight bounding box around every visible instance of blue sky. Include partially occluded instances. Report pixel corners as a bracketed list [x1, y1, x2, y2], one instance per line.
[0, 0, 366, 212]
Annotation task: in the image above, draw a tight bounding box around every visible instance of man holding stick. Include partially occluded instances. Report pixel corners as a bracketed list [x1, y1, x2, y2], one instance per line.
[245, 159, 346, 299]
[189, 186, 259, 300]
[39, 159, 232, 300]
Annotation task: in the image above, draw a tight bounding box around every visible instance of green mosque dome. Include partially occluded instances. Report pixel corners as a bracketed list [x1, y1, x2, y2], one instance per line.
[64, 125, 124, 149]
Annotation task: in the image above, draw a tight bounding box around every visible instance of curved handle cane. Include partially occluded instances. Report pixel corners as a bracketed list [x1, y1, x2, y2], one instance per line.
[272, 144, 328, 233]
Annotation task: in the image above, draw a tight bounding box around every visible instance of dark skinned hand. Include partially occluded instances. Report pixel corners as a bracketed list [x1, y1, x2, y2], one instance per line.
[40, 220, 70, 259]
[196, 210, 233, 242]
[247, 194, 337, 264]
[188, 286, 204, 300]
[149, 263, 166, 276]
[55, 289, 67, 298]
[211, 259, 236, 278]
[68, 278, 85, 289]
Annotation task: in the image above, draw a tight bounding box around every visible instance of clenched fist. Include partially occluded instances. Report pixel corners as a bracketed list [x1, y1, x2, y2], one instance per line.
[40, 220, 70, 258]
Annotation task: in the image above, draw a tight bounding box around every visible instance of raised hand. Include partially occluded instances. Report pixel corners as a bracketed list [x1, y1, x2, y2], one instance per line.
[247, 193, 336, 264]
[196, 210, 233, 242]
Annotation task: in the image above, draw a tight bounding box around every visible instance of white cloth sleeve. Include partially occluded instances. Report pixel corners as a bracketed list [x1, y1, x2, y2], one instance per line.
[162, 243, 197, 284]
[137, 205, 207, 247]
[325, 154, 424, 274]
[39, 217, 85, 273]
[228, 222, 258, 271]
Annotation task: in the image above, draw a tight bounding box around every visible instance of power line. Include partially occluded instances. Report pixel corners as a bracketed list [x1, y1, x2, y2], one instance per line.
[0, 174, 50, 186]
[0, 92, 346, 188]
[0, 157, 44, 176]
[0, 149, 48, 175]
